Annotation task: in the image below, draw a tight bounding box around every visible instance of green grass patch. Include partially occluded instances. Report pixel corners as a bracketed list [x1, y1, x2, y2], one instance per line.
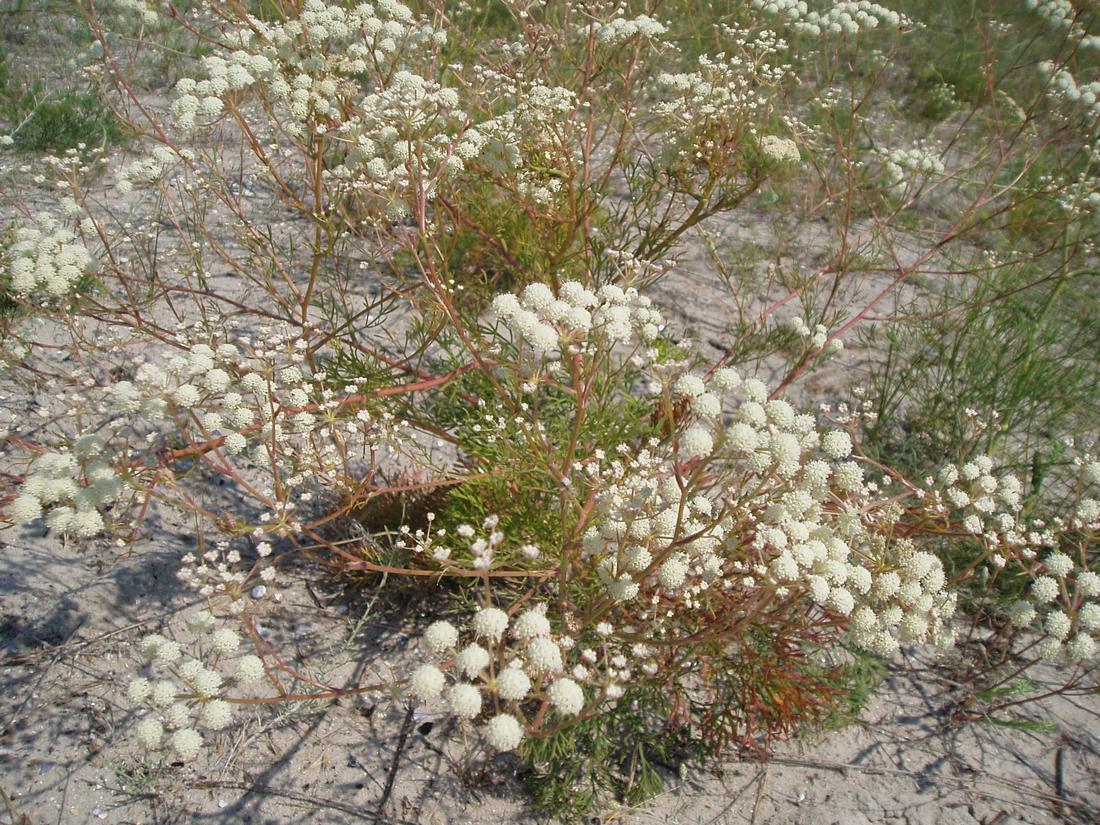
[0, 49, 125, 153]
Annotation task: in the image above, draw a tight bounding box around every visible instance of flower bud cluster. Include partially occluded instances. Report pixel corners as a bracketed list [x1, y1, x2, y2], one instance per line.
[104, 0, 160, 27]
[1055, 162, 1100, 217]
[115, 145, 181, 194]
[489, 279, 664, 362]
[126, 616, 266, 762]
[877, 144, 946, 197]
[395, 513, 534, 569]
[760, 134, 801, 164]
[410, 604, 593, 752]
[169, 0, 444, 137]
[591, 13, 668, 45]
[1025, 0, 1100, 51]
[3, 212, 92, 298]
[8, 437, 123, 537]
[930, 453, 1100, 662]
[751, 0, 909, 36]
[787, 316, 843, 354]
[1038, 60, 1100, 124]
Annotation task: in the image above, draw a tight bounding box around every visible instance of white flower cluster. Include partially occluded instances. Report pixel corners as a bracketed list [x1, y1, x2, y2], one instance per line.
[592, 13, 667, 45]
[933, 456, 1045, 559]
[787, 316, 843, 354]
[112, 328, 404, 486]
[760, 134, 801, 164]
[656, 49, 785, 124]
[1055, 162, 1100, 217]
[878, 144, 946, 197]
[326, 69, 467, 215]
[116, 145, 182, 194]
[10, 324, 411, 542]
[1025, 0, 1100, 51]
[410, 605, 592, 751]
[846, 538, 956, 655]
[170, 0, 445, 137]
[580, 449, 730, 604]
[103, 338, 244, 423]
[395, 513, 536, 569]
[320, 58, 585, 214]
[652, 39, 791, 179]
[127, 617, 265, 762]
[471, 81, 581, 206]
[1038, 61, 1100, 124]
[489, 280, 664, 362]
[3, 212, 92, 298]
[751, 0, 908, 36]
[105, 0, 160, 26]
[1006, 555, 1100, 662]
[932, 454, 1100, 662]
[577, 367, 955, 654]
[8, 437, 122, 537]
[177, 538, 278, 613]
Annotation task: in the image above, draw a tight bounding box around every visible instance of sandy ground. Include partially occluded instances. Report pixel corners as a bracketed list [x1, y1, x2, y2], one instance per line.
[2, 518, 1099, 825]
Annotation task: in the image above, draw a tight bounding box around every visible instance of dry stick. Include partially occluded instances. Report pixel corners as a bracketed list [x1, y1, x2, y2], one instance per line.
[752, 754, 1095, 812]
[0, 618, 156, 666]
[376, 704, 417, 819]
[748, 764, 769, 825]
[0, 785, 31, 825]
[1055, 746, 1068, 813]
[189, 779, 417, 824]
[701, 766, 767, 825]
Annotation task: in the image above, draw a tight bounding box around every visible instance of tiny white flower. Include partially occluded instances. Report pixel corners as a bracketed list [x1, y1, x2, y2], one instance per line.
[423, 620, 459, 653]
[547, 677, 584, 716]
[447, 683, 482, 718]
[512, 610, 550, 639]
[471, 607, 509, 641]
[171, 728, 203, 761]
[485, 713, 523, 751]
[456, 643, 491, 678]
[1031, 575, 1060, 603]
[1076, 570, 1100, 598]
[679, 426, 713, 460]
[209, 628, 240, 654]
[127, 677, 152, 706]
[234, 655, 265, 685]
[135, 717, 163, 749]
[526, 636, 563, 673]
[821, 430, 853, 459]
[410, 664, 446, 701]
[199, 699, 233, 730]
[494, 666, 531, 701]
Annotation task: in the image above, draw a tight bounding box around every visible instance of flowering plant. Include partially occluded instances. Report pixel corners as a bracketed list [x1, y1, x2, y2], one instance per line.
[1, 0, 1099, 818]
